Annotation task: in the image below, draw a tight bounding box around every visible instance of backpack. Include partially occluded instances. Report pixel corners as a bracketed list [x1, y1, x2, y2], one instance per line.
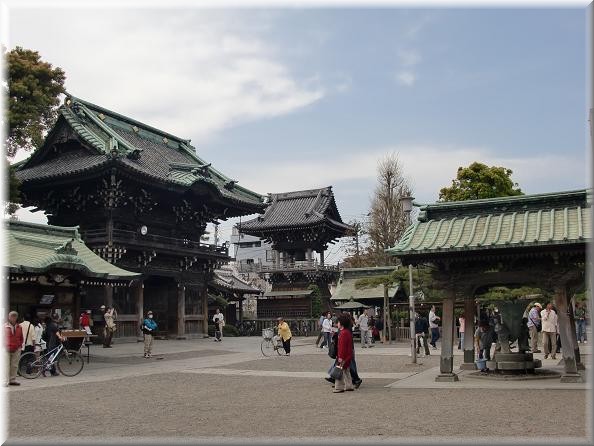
[41, 327, 49, 343]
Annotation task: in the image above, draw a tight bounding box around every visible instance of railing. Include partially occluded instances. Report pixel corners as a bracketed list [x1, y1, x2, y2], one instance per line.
[82, 229, 228, 255]
[237, 260, 339, 274]
[239, 318, 318, 335]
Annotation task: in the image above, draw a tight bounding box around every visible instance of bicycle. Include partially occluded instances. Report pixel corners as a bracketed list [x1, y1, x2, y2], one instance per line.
[237, 320, 256, 337]
[260, 328, 287, 356]
[18, 341, 84, 379]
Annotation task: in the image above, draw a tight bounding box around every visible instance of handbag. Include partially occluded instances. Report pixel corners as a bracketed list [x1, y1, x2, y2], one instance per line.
[328, 340, 337, 359]
[329, 365, 343, 380]
[23, 323, 34, 352]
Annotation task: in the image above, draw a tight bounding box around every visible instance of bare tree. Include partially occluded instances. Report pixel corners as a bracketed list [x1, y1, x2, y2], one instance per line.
[365, 153, 412, 266]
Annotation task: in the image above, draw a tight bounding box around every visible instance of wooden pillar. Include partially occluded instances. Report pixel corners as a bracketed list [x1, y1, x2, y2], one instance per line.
[239, 295, 244, 323]
[177, 283, 186, 339]
[73, 285, 81, 329]
[436, 295, 459, 382]
[554, 285, 582, 382]
[566, 302, 583, 368]
[104, 284, 113, 307]
[460, 297, 476, 370]
[319, 250, 325, 266]
[135, 281, 144, 340]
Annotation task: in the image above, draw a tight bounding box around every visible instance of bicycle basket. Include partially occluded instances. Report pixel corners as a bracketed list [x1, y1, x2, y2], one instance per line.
[262, 328, 274, 340]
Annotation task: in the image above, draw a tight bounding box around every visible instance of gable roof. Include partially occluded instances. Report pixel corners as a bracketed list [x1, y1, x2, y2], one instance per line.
[331, 267, 400, 301]
[6, 221, 139, 279]
[210, 267, 261, 295]
[238, 187, 353, 235]
[16, 96, 265, 214]
[388, 189, 591, 259]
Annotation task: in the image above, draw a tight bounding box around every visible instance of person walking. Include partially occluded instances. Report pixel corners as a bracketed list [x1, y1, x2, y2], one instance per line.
[575, 302, 588, 344]
[276, 317, 292, 356]
[527, 302, 542, 353]
[357, 309, 372, 348]
[79, 310, 92, 335]
[142, 311, 158, 358]
[212, 308, 225, 342]
[20, 314, 36, 354]
[429, 305, 441, 349]
[333, 313, 354, 393]
[541, 303, 558, 360]
[5, 311, 24, 386]
[415, 312, 430, 356]
[458, 314, 465, 350]
[102, 306, 116, 348]
[319, 312, 333, 349]
[315, 312, 325, 347]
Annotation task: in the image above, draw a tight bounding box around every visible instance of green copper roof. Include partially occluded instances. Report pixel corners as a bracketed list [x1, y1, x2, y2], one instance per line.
[6, 221, 139, 279]
[331, 267, 400, 301]
[16, 95, 265, 212]
[387, 200, 591, 258]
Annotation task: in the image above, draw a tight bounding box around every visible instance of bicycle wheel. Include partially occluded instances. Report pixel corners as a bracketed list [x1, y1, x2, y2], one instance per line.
[261, 338, 275, 357]
[57, 349, 84, 376]
[276, 340, 286, 356]
[18, 352, 43, 379]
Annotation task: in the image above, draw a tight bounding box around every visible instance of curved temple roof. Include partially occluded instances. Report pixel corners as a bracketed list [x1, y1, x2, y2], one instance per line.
[16, 95, 265, 215]
[387, 189, 591, 258]
[239, 187, 353, 235]
[6, 221, 139, 279]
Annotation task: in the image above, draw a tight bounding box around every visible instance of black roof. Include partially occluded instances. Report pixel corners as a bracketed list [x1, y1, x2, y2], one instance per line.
[16, 96, 265, 214]
[239, 187, 353, 235]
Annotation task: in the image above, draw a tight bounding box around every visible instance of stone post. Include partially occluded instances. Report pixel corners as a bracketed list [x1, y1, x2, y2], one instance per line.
[554, 285, 582, 382]
[202, 285, 209, 338]
[436, 295, 459, 382]
[566, 302, 583, 369]
[460, 297, 477, 370]
[177, 283, 186, 339]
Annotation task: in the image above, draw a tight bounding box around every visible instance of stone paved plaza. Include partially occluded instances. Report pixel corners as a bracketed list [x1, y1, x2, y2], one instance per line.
[6, 336, 593, 444]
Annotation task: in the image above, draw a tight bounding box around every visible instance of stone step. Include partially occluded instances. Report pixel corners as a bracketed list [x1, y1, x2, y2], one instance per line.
[493, 353, 533, 362]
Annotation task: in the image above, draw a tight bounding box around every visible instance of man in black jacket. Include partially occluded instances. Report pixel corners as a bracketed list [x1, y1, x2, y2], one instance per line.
[415, 312, 430, 356]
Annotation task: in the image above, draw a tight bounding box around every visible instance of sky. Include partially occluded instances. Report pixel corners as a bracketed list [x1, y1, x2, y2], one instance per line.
[6, 5, 590, 263]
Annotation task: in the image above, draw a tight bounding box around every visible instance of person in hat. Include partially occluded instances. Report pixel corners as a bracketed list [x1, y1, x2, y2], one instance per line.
[276, 317, 292, 356]
[141, 311, 158, 358]
[527, 302, 542, 353]
[102, 306, 116, 348]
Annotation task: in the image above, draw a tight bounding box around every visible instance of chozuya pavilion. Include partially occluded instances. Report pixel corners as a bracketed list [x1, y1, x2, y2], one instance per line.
[387, 189, 591, 383]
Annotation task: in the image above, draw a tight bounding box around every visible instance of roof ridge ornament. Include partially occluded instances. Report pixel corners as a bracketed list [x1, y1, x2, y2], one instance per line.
[55, 239, 78, 256]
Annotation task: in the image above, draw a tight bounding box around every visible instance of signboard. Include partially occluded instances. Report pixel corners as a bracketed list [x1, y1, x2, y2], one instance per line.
[39, 295, 55, 305]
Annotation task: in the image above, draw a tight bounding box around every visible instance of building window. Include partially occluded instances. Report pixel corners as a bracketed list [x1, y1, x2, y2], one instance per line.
[246, 259, 254, 265]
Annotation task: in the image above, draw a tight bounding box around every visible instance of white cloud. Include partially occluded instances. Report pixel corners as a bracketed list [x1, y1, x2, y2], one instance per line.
[8, 9, 325, 144]
[396, 70, 416, 87]
[397, 48, 422, 67]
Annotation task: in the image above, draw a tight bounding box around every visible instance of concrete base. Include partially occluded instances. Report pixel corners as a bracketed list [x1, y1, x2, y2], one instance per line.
[176, 336, 188, 340]
[557, 359, 586, 370]
[435, 373, 459, 382]
[560, 373, 584, 383]
[460, 363, 477, 371]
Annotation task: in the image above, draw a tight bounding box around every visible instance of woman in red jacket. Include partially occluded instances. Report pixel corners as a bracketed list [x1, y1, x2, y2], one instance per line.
[334, 313, 354, 393]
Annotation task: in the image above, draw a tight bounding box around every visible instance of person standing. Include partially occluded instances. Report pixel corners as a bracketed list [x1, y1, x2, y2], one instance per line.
[315, 312, 325, 347]
[319, 312, 333, 349]
[357, 309, 372, 348]
[415, 312, 430, 356]
[20, 314, 36, 354]
[474, 321, 495, 361]
[44, 315, 64, 376]
[5, 311, 24, 386]
[527, 302, 542, 353]
[458, 314, 465, 350]
[429, 305, 441, 349]
[276, 317, 292, 356]
[333, 313, 354, 393]
[103, 306, 116, 348]
[541, 303, 558, 360]
[33, 317, 45, 359]
[212, 308, 224, 342]
[79, 310, 92, 335]
[142, 310, 158, 358]
[575, 302, 588, 344]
